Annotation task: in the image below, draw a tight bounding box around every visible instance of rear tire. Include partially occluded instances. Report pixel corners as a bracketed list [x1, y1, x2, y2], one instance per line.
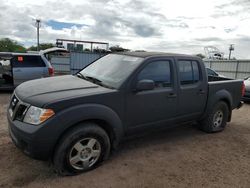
[199, 101, 229, 133]
[53, 123, 111, 176]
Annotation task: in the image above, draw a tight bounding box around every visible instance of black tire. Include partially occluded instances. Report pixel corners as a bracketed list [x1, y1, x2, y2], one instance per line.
[53, 123, 111, 176]
[199, 101, 229, 133]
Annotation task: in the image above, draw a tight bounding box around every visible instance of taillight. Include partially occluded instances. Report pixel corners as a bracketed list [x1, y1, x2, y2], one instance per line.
[48, 67, 54, 76]
[242, 82, 246, 97]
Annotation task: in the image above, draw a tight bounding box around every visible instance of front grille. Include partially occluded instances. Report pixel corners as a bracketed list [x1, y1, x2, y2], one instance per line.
[9, 94, 28, 120]
[15, 104, 28, 121]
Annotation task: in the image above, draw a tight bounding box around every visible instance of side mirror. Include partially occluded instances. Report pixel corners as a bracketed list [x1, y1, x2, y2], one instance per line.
[136, 79, 155, 91]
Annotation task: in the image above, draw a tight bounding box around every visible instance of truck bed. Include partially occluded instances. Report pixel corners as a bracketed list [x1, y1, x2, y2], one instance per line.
[207, 76, 243, 110]
[208, 75, 232, 82]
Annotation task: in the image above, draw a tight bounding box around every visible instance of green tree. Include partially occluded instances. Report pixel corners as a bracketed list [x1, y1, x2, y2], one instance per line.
[0, 38, 26, 52]
[27, 43, 54, 51]
[196, 53, 206, 59]
[84, 48, 91, 52]
[135, 50, 146, 52]
[109, 45, 129, 52]
[93, 48, 108, 53]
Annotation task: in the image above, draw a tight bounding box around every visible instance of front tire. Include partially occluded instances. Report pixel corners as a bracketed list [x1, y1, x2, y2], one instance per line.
[53, 123, 111, 176]
[199, 101, 229, 133]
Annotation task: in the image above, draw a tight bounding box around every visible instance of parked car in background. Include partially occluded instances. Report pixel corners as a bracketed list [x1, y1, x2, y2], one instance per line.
[242, 76, 250, 101]
[8, 52, 244, 175]
[206, 67, 225, 77]
[0, 48, 68, 90]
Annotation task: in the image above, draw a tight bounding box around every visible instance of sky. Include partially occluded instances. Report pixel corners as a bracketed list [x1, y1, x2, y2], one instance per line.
[0, 0, 250, 58]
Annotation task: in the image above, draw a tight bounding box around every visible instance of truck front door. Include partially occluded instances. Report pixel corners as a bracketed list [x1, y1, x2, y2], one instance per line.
[125, 58, 178, 128]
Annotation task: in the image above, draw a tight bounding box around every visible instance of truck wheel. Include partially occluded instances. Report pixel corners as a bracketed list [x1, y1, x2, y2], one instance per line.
[199, 101, 229, 133]
[53, 123, 111, 176]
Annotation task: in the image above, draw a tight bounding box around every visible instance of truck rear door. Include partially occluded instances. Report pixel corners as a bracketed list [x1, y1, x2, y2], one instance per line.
[176, 59, 208, 120]
[12, 55, 47, 86]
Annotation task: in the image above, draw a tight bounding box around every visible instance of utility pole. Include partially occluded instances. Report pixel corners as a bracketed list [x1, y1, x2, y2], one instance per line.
[35, 19, 41, 51]
[229, 44, 234, 60]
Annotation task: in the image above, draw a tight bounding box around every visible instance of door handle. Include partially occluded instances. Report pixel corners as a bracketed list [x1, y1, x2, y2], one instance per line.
[197, 89, 205, 95]
[14, 69, 21, 72]
[167, 93, 177, 98]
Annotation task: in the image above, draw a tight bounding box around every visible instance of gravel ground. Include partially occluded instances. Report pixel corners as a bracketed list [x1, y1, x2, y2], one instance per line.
[0, 91, 250, 188]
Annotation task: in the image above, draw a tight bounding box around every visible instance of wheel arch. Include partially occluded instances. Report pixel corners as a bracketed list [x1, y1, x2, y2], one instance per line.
[219, 98, 232, 122]
[203, 89, 233, 122]
[51, 104, 124, 159]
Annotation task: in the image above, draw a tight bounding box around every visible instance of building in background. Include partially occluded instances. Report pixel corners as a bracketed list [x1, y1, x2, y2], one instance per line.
[56, 39, 109, 52]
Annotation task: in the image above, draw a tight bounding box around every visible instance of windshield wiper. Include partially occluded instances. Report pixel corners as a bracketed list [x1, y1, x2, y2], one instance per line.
[76, 73, 100, 83]
[77, 74, 114, 89]
[76, 73, 87, 80]
[76, 73, 99, 83]
[85, 76, 102, 83]
[86, 76, 115, 89]
[97, 82, 115, 89]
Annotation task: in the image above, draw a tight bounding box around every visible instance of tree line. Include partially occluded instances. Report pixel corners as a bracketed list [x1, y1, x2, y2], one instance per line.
[0, 38, 54, 52]
[0, 38, 206, 58]
[0, 38, 130, 53]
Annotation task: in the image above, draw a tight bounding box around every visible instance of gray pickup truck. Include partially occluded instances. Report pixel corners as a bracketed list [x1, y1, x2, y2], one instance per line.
[8, 52, 244, 175]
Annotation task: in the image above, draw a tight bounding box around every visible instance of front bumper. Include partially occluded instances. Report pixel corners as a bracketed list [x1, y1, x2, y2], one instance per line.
[8, 112, 57, 161]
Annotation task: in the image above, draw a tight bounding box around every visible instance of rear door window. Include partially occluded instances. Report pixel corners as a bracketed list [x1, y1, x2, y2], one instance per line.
[192, 61, 200, 82]
[178, 60, 200, 85]
[12, 55, 46, 67]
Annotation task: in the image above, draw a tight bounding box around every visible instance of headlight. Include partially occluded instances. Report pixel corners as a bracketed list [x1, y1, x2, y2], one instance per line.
[23, 106, 55, 125]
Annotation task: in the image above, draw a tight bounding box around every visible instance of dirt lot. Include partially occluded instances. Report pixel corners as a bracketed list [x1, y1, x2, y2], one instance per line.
[0, 92, 250, 188]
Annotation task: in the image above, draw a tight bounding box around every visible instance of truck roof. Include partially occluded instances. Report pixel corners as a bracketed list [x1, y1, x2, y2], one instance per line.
[116, 51, 196, 58]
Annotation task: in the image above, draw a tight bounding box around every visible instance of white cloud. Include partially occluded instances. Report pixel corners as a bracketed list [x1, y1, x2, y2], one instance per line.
[0, 0, 250, 58]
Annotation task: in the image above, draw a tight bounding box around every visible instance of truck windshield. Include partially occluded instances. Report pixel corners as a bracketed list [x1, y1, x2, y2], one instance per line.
[79, 54, 143, 88]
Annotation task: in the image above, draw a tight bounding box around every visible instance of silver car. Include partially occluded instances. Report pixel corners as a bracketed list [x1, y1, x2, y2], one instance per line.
[206, 68, 225, 78]
[242, 76, 250, 102]
[0, 48, 67, 90]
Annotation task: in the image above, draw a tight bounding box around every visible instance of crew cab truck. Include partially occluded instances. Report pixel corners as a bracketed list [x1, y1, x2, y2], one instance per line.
[7, 52, 244, 175]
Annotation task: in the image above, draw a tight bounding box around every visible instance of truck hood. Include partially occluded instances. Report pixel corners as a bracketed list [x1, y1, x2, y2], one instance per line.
[15, 75, 113, 107]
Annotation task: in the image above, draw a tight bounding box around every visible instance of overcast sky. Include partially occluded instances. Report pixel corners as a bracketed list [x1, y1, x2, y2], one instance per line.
[0, 0, 250, 58]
